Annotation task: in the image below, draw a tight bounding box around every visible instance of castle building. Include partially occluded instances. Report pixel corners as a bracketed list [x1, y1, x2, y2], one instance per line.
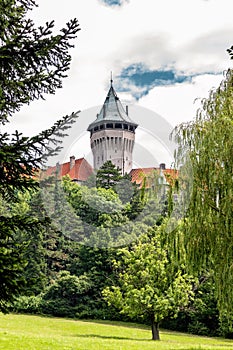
[44, 79, 176, 187]
[87, 79, 138, 174]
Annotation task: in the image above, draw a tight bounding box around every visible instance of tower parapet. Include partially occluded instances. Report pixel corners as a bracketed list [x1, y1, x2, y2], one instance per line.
[87, 80, 138, 174]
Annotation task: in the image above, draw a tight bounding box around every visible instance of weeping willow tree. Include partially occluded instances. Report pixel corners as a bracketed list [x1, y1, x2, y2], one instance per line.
[173, 68, 233, 322]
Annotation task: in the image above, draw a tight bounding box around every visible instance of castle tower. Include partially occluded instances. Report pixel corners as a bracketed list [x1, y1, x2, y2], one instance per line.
[87, 79, 138, 174]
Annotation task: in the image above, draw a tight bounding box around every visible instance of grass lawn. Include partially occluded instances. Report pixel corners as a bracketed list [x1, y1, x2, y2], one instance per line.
[0, 314, 233, 350]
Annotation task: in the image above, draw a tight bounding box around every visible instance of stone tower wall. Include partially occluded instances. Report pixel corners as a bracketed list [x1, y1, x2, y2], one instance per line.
[90, 129, 135, 174]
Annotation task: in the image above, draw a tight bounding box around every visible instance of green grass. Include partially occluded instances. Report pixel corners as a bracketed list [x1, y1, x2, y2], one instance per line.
[0, 314, 233, 350]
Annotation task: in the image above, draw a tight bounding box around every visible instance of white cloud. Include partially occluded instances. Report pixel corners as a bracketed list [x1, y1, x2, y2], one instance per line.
[138, 73, 224, 126]
[5, 0, 233, 144]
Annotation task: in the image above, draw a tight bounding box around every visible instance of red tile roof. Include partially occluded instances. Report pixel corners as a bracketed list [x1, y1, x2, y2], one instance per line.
[130, 167, 156, 187]
[163, 168, 179, 182]
[43, 157, 93, 182]
[42, 158, 177, 188]
[130, 167, 178, 188]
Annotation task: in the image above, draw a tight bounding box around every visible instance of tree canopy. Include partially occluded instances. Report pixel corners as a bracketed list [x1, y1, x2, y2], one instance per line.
[96, 161, 122, 190]
[0, 0, 80, 311]
[103, 224, 194, 340]
[173, 68, 233, 321]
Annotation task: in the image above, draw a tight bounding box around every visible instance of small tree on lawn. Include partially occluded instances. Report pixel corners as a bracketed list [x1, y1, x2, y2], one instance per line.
[103, 223, 194, 340]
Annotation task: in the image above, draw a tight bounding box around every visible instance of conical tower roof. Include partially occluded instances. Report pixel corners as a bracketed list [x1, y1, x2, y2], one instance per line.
[87, 81, 137, 131]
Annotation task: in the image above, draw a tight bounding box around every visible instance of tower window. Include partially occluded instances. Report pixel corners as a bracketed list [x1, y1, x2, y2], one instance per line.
[106, 123, 113, 129]
[100, 124, 104, 130]
[115, 123, 122, 129]
[123, 124, 128, 130]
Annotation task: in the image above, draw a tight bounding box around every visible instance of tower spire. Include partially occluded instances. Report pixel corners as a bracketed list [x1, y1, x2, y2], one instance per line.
[110, 71, 113, 86]
[87, 77, 138, 174]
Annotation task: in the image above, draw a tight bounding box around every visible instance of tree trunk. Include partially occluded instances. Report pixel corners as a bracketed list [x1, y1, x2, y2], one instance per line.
[151, 318, 160, 340]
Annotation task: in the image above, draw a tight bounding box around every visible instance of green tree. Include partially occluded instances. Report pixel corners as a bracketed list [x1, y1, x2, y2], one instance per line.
[162, 272, 220, 336]
[173, 68, 233, 321]
[14, 191, 48, 295]
[68, 244, 120, 319]
[0, 0, 80, 311]
[103, 224, 194, 340]
[96, 161, 121, 190]
[62, 176, 125, 227]
[41, 271, 93, 317]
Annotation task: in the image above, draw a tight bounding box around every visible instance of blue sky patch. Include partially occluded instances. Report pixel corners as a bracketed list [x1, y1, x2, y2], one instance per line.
[117, 64, 193, 99]
[101, 0, 122, 6]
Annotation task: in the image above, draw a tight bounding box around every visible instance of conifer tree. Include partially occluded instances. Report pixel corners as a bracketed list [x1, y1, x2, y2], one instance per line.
[0, 0, 80, 311]
[96, 161, 121, 190]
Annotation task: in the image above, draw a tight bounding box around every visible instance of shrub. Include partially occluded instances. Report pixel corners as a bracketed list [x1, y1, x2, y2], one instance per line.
[187, 321, 210, 336]
[13, 295, 42, 314]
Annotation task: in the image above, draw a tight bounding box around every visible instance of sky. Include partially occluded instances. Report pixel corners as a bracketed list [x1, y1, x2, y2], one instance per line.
[6, 0, 233, 167]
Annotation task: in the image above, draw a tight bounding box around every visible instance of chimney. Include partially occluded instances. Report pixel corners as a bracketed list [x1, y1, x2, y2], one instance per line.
[160, 163, 166, 170]
[126, 105, 128, 116]
[70, 156, 75, 170]
[55, 162, 60, 178]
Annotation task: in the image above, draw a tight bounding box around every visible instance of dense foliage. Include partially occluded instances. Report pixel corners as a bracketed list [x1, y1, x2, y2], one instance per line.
[102, 224, 194, 340]
[0, 0, 80, 311]
[8, 167, 226, 337]
[173, 69, 233, 324]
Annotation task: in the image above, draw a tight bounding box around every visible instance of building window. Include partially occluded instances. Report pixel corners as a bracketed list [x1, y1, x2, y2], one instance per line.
[106, 123, 113, 129]
[115, 123, 122, 129]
